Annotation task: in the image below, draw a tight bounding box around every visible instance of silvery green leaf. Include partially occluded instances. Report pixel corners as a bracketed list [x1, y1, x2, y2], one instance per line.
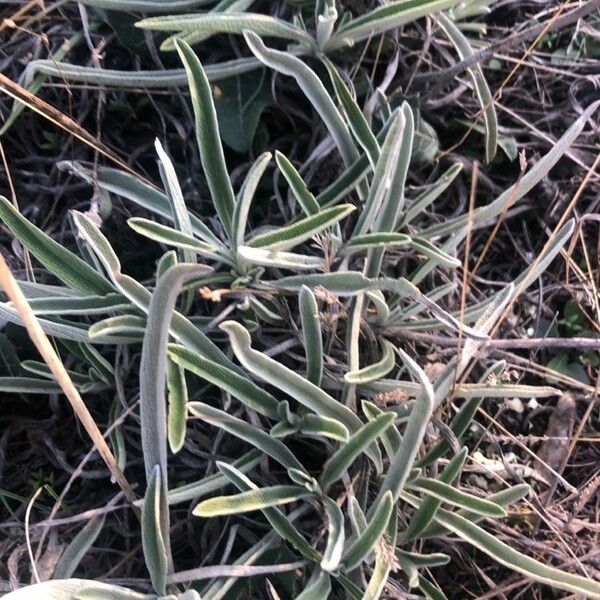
[189, 402, 306, 472]
[409, 236, 460, 267]
[417, 575, 448, 600]
[275, 151, 320, 216]
[320, 412, 395, 490]
[347, 496, 368, 538]
[375, 348, 434, 505]
[408, 476, 506, 516]
[217, 462, 319, 561]
[342, 491, 393, 571]
[140, 264, 212, 482]
[219, 320, 381, 466]
[296, 568, 331, 600]
[401, 448, 467, 541]
[59, 162, 222, 247]
[365, 290, 389, 325]
[244, 31, 359, 168]
[397, 549, 449, 567]
[422, 101, 600, 239]
[76, 0, 213, 10]
[237, 246, 324, 270]
[88, 315, 146, 341]
[233, 152, 272, 250]
[168, 343, 280, 419]
[400, 163, 463, 226]
[344, 339, 395, 384]
[24, 293, 129, 316]
[165, 450, 261, 505]
[437, 13, 497, 163]
[156, 250, 177, 279]
[21, 360, 90, 386]
[432, 506, 600, 598]
[109, 397, 127, 484]
[327, 0, 461, 50]
[248, 204, 355, 251]
[1, 579, 155, 600]
[0, 196, 113, 295]
[167, 357, 188, 454]
[193, 485, 310, 517]
[321, 497, 345, 572]
[174, 39, 236, 237]
[128, 218, 229, 264]
[342, 232, 411, 255]
[361, 400, 401, 458]
[137, 13, 314, 46]
[53, 515, 106, 579]
[362, 554, 391, 600]
[325, 60, 380, 167]
[299, 285, 323, 386]
[296, 414, 350, 442]
[142, 465, 169, 596]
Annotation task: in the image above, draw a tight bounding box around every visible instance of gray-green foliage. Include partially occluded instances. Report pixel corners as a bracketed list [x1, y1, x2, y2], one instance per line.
[2, 22, 600, 600]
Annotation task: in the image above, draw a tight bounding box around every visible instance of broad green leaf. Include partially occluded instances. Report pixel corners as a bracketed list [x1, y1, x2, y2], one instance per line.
[174, 39, 236, 237]
[167, 357, 188, 454]
[193, 485, 310, 516]
[433, 506, 600, 598]
[375, 348, 434, 505]
[140, 263, 211, 482]
[328, 0, 462, 50]
[343, 491, 393, 571]
[142, 465, 169, 596]
[137, 13, 314, 46]
[168, 343, 280, 419]
[0, 196, 113, 295]
[244, 31, 359, 168]
[320, 412, 395, 490]
[275, 152, 320, 216]
[128, 218, 228, 264]
[219, 320, 381, 466]
[188, 402, 306, 472]
[299, 285, 323, 386]
[53, 515, 105, 579]
[321, 497, 345, 572]
[296, 569, 331, 600]
[437, 13, 497, 163]
[344, 339, 395, 384]
[324, 60, 380, 167]
[248, 204, 355, 250]
[233, 152, 272, 250]
[217, 462, 319, 561]
[237, 246, 325, 270]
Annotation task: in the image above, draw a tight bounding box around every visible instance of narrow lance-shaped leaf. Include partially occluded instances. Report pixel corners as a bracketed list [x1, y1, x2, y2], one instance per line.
[375, 348, 434, 507]
[344, 339, 395, 384]
[275, 151, 320, 216]
[193, 485, 310, 517]
[237, 246, 324, 270]
[219, 320, 382, 467]
[142, 465, 169, 596]
[432, 506, 600, 599]
[299, 285, 323, 386]
[362, 400, 402, 459]
[321, 497, 345, 572]
[168, 343, 280, 419]
[53, 514, 106, 580]
[320, 412, 395, 490]
[248, 204, 355, 251]
[167, 357, 188, 454]
[140, 263, 212, 482]
[233, 152, 272, 251]
[188, 402, 306, 472]
[0, 196, 113, 295]
[244, 31, 360, 168]
[400, 448, 467, 542]
[174, 39, 236, 237]
[436, 13, 497, 163]
[296, 569, 331, 600]
[217, 462, 319, 561]
[343, 491, 393, 571]
[137, 12, 314, 46]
